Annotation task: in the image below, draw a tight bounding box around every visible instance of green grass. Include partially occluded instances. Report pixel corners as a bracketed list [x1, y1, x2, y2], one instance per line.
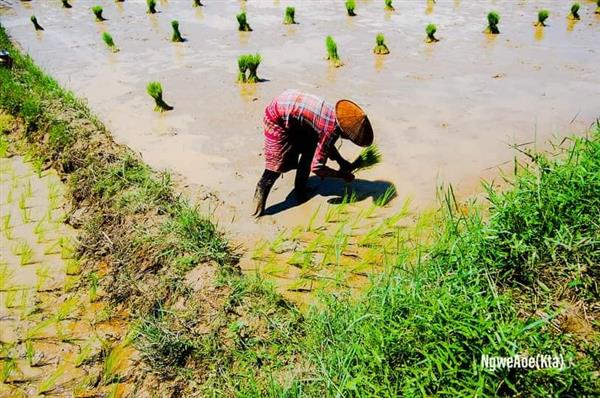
[487, 11, 500, 34]
[237, 11, 252, 32]
[537, 9, 549, 26]
[570, 3, 581, 20]
[146, 81, 173, 112]
[170, 20, 185, 43]
[426, 23, 438, 42]
[373, 33, 390, 55]
[385, 0, 394, 11]
[284, 6, 296, 24]
[91, 6, 106, 22]
[147, 0, 157, 14]
[346, 0, 356, 16]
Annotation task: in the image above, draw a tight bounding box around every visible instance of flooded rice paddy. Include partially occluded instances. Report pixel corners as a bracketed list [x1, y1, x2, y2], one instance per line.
[0, 1, 599, 299]
[0, 149, 132, 397]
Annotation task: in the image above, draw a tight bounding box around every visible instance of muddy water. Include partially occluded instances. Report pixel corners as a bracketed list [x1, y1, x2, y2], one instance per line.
[0, 154, 132, 397]
[0, 0, 598, 243]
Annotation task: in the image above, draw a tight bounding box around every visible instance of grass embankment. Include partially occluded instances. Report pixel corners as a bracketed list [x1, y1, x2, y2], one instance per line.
[1, 22, 598, 396]
[0, 24, 302, 396]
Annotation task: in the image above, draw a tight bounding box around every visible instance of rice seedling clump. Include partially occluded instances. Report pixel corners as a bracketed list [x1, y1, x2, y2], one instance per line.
[346, 0, 356, 16]
[326, 35, 342, 67]
[373, 33, 390, 55]
[30, 16, 44, 31]
[570, 3, 581, 20]
[171, 20, 185, 42]
[102, 32, 119, 52]
[147, 0, 157, 14]
[426, 23, 439, 42]
[62, 0, 72, 8]
[245, 53, 262, 83]
[284, 7, 296, 24]
[146, 82, 173, 112]
[597, 0, 600, 14]
[486, 11, 500, 34]
[353, 144, 382, 172]
[384, 0, 394, 11]
[237, 11, 252, 32]
[237, 55, 249, 83]
[193, 0, 204, 6]
[91, 6, 106, 22]
[537, 9, 549, 26]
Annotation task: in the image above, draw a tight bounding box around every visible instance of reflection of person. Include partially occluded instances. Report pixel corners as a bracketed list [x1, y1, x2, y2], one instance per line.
[252, 89, 374, 217]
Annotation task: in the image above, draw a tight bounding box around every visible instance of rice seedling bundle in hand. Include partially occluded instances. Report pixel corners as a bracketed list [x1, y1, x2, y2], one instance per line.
[384, 0, 394, 11]
[537, 9, 549, 26]
[486, 11, 500, 34]
[102, 32, 119, 52]
[284, 7, 296, 24]
[171, 20, 185, 42]
[147, 0, 157, 14]
[373, 33, 390, 54]
[596, 1, 600, 14]
[193, 0, 204, 6]
[237, 11, 252, 31]
[570, 3, 580, 20]
[246, 53, 262, 83]
[92, 6, 106, 21]
[326, 35, 342, 67]
[62, 0, 72, 8]
[426, 23, 438, 42]
[353, 144, 382, 172]
[146, 82, 173, 112]
[346, 0, 356, 16]
[30, 16, 44, 31]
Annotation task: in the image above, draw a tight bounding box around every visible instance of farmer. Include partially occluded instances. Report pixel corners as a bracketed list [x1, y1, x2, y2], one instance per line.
[252, 89, 373, 217]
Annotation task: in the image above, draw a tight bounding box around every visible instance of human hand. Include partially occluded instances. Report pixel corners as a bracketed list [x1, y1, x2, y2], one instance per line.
[338, 158, 353, 172]
[341, 171, 355, 183]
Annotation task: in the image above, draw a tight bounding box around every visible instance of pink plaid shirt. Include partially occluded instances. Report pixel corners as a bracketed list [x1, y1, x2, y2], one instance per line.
[264, 89, 340, 172]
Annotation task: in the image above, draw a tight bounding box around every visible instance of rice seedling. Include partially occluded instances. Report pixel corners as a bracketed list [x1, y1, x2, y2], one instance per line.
[34, 219, 47, 243]
[345, 0, 356, 16]
[0, 263, 13, 291]
[326, 35, 342, 67]
[237, 55, 249, 83]
[56, 297, 79, 321]
[306, 204, 322, 232]
[91, 6, 107, 22]
[0, 136, 8, 158]
[146, 82, 173, 112]
[426, 23, 439, 42]
[35, 266, 51, 290]
[0, 358, 16, 382]
[102, 32, 119, 53]
[569, 3, 580, 20]
[25, 340, 35, 366]
[375, 185, 396, 207]
[486, 11, 500, 34]
[193, 0, 204, 7]
[60, 236, 75, 259]
[31, 157, 44, 177]
[62, 0, 72, 9]
[536, 9, 549, 26]
[384, 0, 394, 11]
[44, 238, 61, 255]
[26, 318, 54, 339]
[169, 20, 185, 43]
[89, 272, 99, 302]
[65, 259, 81, 275]
[284, 6, 296, 24]
[236, 11, 252, 31]
[5, 289, 17, 308]
[30, 16, 44, 31]
[373, 33, 390, 55]
[596, 1, 600, 14]
[1, 213, 11, 239]
[5, 188, 13, 204]
[38, 364, 65, 394]
[146, 0, 158, 14]
[246, 53, 262, 83]
[75, 342, 94, 367]
[13, 240, 34, 265]
[353, 144, 382, 172]
[20, 207, 31, 223]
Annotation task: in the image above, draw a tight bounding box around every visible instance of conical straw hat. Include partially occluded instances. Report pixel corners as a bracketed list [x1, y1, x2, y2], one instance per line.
[335, 99, 373, 147]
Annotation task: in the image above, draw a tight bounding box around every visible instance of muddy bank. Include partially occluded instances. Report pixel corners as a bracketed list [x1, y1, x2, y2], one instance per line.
[0, 0, 598, 243]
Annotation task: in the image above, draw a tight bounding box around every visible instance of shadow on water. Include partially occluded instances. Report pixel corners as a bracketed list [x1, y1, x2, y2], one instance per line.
[264, 176, 397, 216]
